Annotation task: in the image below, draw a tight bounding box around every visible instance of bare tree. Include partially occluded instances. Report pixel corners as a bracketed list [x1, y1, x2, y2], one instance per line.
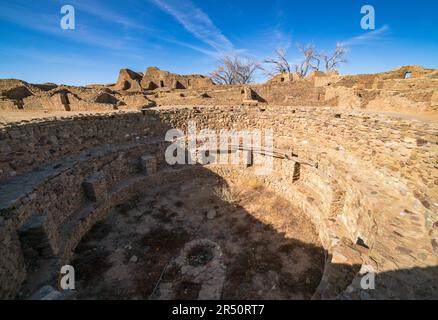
[209, 55, 259, 85]
[209, 56, 235, 85]
[263, 48, 292, 77]
[293, 44, 321, 78]
[317, 43, 347, 72]
[236, 58, 259, 84]
[262, 45, 319, 78]
[291, 43, 347, 77]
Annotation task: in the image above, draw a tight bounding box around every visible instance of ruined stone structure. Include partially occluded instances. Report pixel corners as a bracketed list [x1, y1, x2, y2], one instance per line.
[114, 69, 143, 92]
[0, 65, 437, 300]
[139, 67, 214, 91]
[1, 65, 436, 116]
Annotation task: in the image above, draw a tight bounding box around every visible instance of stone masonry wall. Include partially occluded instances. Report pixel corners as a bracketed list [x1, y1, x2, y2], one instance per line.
[0, 106, 437, 299]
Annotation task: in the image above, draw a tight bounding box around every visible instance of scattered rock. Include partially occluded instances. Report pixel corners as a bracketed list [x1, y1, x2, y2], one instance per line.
[206, 209, 216, 220]
[29, 286, 75, 300]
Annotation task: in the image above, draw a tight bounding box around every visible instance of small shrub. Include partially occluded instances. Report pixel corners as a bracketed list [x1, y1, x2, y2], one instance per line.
[187, 245, 214, 267]
[213, 185, 240, 205]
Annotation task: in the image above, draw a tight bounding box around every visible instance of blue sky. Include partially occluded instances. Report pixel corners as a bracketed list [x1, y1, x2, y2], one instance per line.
[0, 0, 437, 85]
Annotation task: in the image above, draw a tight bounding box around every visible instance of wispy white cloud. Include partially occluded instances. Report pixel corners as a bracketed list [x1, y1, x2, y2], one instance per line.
[257, 27, 292, 54]
[151, 0, 234, 53]
[271, 0, 292, 50]
[0, 3, 130, 50]
[52, 0, 150, 31]
[0, 0, 238, 64]
[339, 25, 390, 47]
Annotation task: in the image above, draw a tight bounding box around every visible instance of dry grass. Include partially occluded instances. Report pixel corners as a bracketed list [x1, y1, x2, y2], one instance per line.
[245, 176, 265, 191]
[213, 185, 240, 205]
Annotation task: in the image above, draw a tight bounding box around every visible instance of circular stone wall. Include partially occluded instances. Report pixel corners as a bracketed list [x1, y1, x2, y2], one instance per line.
[0, 105, 437, 299]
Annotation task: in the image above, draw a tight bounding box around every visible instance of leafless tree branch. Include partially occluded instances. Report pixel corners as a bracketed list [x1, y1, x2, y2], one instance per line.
[293, 44, 320, 78]
[209, 55, 260, 85]
[263, 49, 292, 76]
[316, 43, 348, 72]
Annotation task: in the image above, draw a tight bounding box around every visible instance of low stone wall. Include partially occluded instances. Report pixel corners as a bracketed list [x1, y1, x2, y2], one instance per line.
[0, 139, 169, 298]
[0, 112, 169, 182]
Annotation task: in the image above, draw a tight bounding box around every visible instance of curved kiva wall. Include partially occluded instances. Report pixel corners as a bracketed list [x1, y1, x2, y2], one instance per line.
[0, 106, 437, 299]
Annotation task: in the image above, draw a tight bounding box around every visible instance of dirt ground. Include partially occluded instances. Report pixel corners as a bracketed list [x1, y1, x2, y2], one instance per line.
[0, 110, 133, 124]
[71, 174, 325, 300]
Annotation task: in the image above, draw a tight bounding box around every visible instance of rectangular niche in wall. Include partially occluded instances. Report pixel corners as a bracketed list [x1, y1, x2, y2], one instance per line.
[17, 214, 55, 267]
[140, 155, 157, 175]
[293, 162, 301, 183]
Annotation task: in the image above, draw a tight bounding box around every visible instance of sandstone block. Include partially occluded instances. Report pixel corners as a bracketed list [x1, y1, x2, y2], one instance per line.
[30, 285, 75, 300]
[17, 214, 54, 262]
[140, 155, 157, 175]
[82, 172, 107, 202]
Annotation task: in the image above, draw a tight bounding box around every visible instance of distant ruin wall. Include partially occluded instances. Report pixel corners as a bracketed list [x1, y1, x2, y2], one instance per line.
[2, 65, 437, 113]
[140, 67, 214, 90]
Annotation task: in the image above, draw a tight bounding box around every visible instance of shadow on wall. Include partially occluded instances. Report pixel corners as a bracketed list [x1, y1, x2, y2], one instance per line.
[67, 147, 329, 299]
[41, 158, 438, 299]
[69, 167, 328, 300]
[55, 112, 438, 300]
[316, 262, 438, 300]
[251, 90, 267, 103]
[68, 169, 438, 301]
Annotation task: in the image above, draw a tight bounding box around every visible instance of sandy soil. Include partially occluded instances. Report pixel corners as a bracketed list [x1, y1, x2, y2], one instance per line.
[71, 175, 325, 300]
[0, 110, 133, 125]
